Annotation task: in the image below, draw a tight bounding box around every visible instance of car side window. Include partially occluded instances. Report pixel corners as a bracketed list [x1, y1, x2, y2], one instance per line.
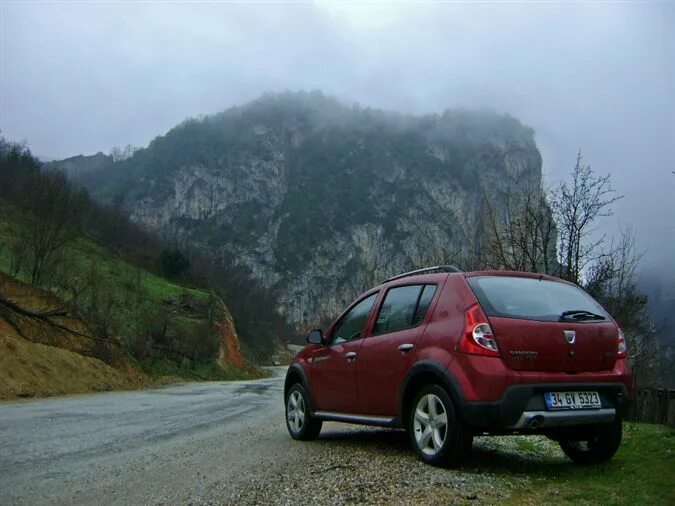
[412, 284, 437, 325]
[373, 284, 437, 335]
[331, 293, 378, 345]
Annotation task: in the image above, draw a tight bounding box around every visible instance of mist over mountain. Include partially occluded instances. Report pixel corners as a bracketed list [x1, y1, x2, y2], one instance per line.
[639, 268, 675, 385]
[50, 92, 542, 332]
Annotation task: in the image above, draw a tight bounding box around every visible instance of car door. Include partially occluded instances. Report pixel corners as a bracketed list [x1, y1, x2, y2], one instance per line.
[357, 284, 439, 416]
[309, 292, 379, 414]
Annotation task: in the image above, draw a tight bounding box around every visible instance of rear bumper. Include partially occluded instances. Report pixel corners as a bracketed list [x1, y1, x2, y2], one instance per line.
[509, 408, 616, 429]
[461, 382, 631, 429]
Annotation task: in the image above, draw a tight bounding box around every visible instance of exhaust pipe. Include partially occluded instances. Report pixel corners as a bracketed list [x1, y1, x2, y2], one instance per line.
[528, 415, 544, 429]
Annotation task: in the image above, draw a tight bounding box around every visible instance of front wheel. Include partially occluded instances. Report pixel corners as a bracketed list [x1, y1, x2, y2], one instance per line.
[559, 417, 622, 465]
[409, 384, 471, 467]
[285, 383, 322, 440]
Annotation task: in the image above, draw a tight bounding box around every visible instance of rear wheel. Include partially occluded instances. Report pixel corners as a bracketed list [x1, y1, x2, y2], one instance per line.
[559, 417, 622, 465]
[409, 384, 471, 467]
[285, 383, 322, 441]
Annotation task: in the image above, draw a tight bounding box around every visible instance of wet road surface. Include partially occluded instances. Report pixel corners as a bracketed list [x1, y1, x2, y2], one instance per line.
[0, 368, 287, 504]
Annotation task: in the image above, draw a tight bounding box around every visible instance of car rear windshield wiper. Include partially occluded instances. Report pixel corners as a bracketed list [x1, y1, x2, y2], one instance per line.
[560, 310, 606, 321]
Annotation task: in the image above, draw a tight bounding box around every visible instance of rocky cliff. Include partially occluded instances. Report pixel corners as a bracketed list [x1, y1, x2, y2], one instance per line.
[59, 92, 543, 332]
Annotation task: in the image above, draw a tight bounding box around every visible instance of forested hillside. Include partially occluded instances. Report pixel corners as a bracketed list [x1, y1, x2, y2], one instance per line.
[0, 139, 261, 398]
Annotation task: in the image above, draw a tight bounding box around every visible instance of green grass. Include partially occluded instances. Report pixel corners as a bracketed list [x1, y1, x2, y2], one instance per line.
[68, 237, 209, 301]
[495, 423, 675, 505]
[56, 237, 216, 352]
[0, 215, 210, 305]
[142, 359, 270, 381]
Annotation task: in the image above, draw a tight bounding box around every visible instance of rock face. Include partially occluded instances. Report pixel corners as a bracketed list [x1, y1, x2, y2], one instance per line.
[62, 92, 543, 331]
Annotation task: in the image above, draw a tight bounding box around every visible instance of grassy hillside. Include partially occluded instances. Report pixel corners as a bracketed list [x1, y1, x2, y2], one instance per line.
[0, 203, 265, 393]
[0, 138, 274, 386]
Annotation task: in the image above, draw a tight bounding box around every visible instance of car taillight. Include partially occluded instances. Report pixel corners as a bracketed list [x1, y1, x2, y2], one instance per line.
[617, 328, 627, 358]
[459, 304, 500, 357]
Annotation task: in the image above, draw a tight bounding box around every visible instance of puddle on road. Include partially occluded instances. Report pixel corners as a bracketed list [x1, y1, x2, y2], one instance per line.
[147, 376, 282, 397]
[231, 384, 271, 396]
[158, 390, 210, 396]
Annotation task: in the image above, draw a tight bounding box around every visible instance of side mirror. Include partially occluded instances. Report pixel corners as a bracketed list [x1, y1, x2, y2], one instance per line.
[306, 329, 324, 345]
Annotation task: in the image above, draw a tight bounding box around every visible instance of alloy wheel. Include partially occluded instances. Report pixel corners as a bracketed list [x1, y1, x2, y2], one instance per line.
[287, 390, 306, 433]
[413, 393, 448, 456]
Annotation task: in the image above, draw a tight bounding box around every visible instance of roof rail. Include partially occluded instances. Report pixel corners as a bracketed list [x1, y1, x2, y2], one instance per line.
[383, 265, 462, 284]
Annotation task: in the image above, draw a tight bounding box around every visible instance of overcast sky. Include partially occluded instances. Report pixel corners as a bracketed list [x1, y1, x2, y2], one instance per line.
[1, 1, 673, 268]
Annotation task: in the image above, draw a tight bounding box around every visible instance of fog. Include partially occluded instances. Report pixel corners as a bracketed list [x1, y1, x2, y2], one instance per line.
[1, 2, 673, 267]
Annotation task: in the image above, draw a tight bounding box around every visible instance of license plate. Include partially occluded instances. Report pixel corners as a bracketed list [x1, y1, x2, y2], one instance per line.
[545, 391, 601, 410]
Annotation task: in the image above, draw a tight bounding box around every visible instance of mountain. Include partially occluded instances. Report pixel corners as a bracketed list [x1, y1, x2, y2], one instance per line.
[53, 91, 543, 333]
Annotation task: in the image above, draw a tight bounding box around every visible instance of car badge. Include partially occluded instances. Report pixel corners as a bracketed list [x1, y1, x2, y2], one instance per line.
[563, 330, 576, 344]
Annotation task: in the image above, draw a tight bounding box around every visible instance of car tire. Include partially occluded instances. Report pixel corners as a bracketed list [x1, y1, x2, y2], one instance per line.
[408, 384, 471, 467]
[285, 383, 322, 441]
[559, 416, 622, 465]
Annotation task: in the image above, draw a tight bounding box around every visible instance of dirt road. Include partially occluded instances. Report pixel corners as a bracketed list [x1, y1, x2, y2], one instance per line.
[1, 367, 560, 505]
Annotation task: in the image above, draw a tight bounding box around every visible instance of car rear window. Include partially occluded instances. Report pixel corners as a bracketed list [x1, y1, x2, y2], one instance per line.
[466, 275, 609, 322]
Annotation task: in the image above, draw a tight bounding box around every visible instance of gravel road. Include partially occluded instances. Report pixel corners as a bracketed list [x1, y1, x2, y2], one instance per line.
[0, 367, 563, 505]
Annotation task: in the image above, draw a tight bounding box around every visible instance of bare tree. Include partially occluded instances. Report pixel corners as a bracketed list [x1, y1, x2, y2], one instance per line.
[480, 153, 661, 393]
[74, 262, 119, 341]
[0, 278, 100, 345]
[550, 151, 622, 284]
[8, 170, 87, 286]
[585, 228, 661, 390]
[109, 144, 137, 162]
[483, 183, 557, 274]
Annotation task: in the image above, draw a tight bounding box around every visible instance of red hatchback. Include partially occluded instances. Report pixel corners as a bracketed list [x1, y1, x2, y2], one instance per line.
[284, 266, 633, 466]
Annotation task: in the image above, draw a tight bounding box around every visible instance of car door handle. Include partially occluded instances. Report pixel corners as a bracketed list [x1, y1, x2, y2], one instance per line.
[398, 343, 414, 352]
[345, 352, 357, 360]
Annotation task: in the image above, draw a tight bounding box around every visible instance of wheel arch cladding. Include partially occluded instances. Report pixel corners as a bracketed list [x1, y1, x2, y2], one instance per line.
[284, 364, 316, 412]
[399, 360, 465, 424]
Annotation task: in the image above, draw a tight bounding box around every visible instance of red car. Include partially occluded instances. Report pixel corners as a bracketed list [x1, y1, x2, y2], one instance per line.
[284, 266, 632, 466]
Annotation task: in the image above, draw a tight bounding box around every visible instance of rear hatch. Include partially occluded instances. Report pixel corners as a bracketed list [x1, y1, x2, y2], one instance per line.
[466, 275, 618, 372]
